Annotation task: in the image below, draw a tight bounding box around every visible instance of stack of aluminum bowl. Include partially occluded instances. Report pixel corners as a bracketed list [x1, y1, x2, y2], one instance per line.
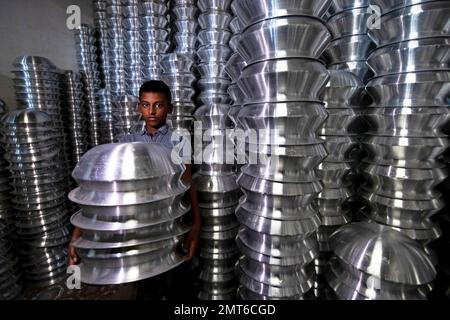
[69, 142, 191, 285]
[12, 56, 64, 128]
[97, 89, 116, 144]
[196, 0, 233, 106]
[1, 109, 71, 288]
[231, 0, 332, 300]
[225, 14, 245, 132]
[323, 0, 375, 82]
[327, 222, 436, 300]
[171, 0, 199, 57]
[106, 0, 125, 96]
[60, 71, 89, 169]
[123, 0, 142, 96]
[139, 0, 170, 81]
[112, 95, 142, 141]
[93, 0, 110, 88]
[74, 24, 102, 147]
[359, 0, 450, 265]
[0, 101, 22, 300]
[225, 11, 246, 175]
[161, 53, 197, 135]
[314, 70, 364, 299]
[193, 103, 241, 300]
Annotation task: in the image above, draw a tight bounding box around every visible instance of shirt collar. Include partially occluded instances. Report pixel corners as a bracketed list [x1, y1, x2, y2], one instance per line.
[141, 123, 169, 137]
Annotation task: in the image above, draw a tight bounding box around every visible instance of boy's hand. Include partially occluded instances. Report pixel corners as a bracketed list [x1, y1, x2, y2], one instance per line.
[68, 228, 81, 265]
[184, 222, 201, 261]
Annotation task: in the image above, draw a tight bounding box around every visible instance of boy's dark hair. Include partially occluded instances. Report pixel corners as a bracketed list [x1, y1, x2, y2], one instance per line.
[139, 80, 172, 105]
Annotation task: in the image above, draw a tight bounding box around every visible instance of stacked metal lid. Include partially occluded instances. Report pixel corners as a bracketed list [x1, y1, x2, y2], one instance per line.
[1, 109, 71, 288]
[323, 0, 376, 82]
[161, 53, 197, 135]
[359, 0, 450, 264]
[314, 70, 364, 299]
[74, 24, 102, 147]
[93, 0, 110, 88]
[139, 0, 170, 81]
[106, 0, 125, 96]
[0, 100, 22, 300]
[60, 71, 89, 169]
[69, 142, 191, 285]
[112, 95, 142, 141]
[123, 0, 142, 96]
[171, 0, 199, 57]
[196, 0, 233, 106]
[231, 0, 332, 300]
[327, 222, 436, 300]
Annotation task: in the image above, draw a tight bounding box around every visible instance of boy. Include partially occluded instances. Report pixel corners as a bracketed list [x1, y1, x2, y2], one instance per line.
[68, 81, 201, 300]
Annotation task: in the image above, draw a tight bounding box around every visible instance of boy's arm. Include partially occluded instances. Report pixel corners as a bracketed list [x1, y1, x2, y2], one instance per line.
[68, 227, 81, 265]
[182, 164, 202, 261]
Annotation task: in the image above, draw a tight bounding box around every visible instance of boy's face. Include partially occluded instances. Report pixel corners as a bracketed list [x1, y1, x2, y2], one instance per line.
[138, 92, 172, 129]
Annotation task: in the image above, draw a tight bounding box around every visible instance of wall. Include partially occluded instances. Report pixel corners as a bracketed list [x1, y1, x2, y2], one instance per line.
[0, 0, 94, 108]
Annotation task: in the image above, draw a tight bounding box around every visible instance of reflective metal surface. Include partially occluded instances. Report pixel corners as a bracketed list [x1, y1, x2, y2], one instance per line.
[70, 143, 190, 285]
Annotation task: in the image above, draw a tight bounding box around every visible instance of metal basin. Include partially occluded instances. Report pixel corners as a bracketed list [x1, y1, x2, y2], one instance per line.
[368, 2, 450, 46]
[237, 16, 331, 64]
[367, 38, 450, 76]
[238, 59, 329, 103]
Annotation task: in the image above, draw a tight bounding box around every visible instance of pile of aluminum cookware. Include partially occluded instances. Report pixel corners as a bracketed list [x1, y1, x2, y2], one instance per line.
[74, 25, 102, 147]
[1, 109, 71, 288]
[192, 0, 241, 300]
[106, 0, 126, 96]
[123, 0, 142, 96]
[139, 0, 171, 81]
[231, 0, 332, 300]
[171, 0, 199, 57]
[93, 0, 110, 88]
[360, 0, 450, 266]
[161, 53, 197, 135]
[69, 142, 191, 285]
[0, 100, 22, 300]
[60, 71, 89, 169]
[196, 0, 233, 106]
[327, 222, 436, 300]
[324, 0, 376, 82]
[112, 95, 142, 141]
[314, 70, 364, 299]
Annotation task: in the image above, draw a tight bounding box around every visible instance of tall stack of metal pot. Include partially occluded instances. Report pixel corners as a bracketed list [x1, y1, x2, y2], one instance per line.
[314, 70, 364, 299]
[327, 222, 436, 300]
[106, 0, 126, 96]
[1, 110, 71, 288]
[196, 0, 233, 106]
[112, 95, 142, 141]
[230, 0, 332, 300]
[74, 25, 102, 147]
[161, 53, 197, 135]
[171, 0, 199, 58]
[359, 0, 450, 265]
[193, 103, 241, 300]
[192, 0, 241, 300]
[139, 0, 170, 82]
[0, 101, 22, 300]
[60, 71, 89, 169]
[69, 142, 191, 285]
[324, 0, 376, 82]
[123, 0, 142, 96]
[93, 0, 110, 88]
